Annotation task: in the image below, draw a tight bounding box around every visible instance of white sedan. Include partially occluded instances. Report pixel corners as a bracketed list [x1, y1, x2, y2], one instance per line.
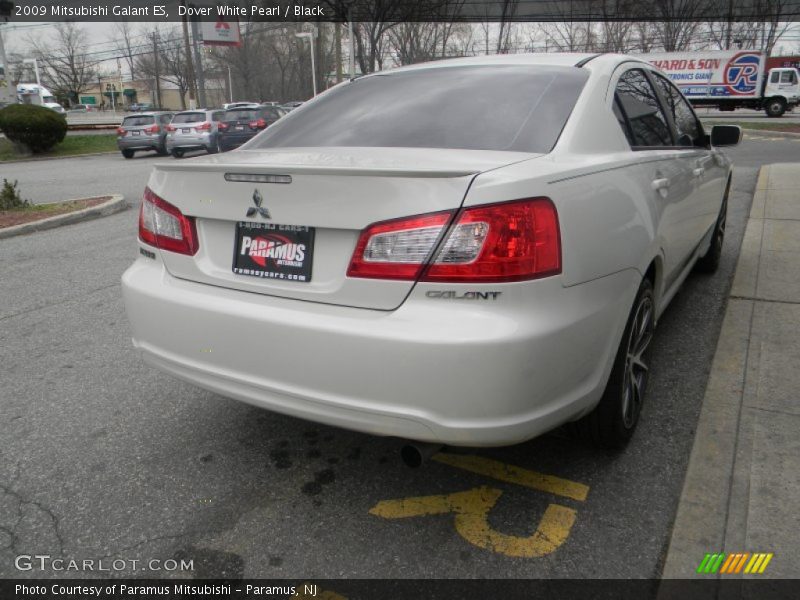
[122, 53, 740, 449]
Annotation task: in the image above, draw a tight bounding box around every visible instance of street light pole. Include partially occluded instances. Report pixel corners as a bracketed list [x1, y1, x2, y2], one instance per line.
[23, 58, 42, 104]
[295, 31, 317, 97]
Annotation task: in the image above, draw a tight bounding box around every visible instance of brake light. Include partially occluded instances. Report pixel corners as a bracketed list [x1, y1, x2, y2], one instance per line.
[117, 127, 125, 136]
[145, 124, 160, 134]
[346, 198, 560, 283]
[166, 124, 176, 132]
[195, 121, 212, 131]
[218, 122, 229, 131]
[138, 187, 199, 256]
[346, 212, 453, 280]
[249, 118, 267, 129]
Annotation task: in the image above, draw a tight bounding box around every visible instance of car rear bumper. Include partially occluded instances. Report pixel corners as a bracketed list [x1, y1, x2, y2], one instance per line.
[121, 255, 639, 446]
[219, 133, 256, 150]
[118, 136, 161, 150]
[167, 132, 214, 151]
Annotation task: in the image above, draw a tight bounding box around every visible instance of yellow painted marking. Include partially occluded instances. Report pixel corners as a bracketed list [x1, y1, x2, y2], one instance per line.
[749, 553, 766, 573]
[369, 485, 576, 558]
[744, 554, 759, 573]
[734, 553, 750, 573]
[757, 553, 773, 574]
[431, 453, 589, 502]
[720, 553, 737, 573]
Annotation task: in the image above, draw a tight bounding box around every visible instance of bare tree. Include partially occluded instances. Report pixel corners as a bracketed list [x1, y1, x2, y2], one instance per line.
[28, 23, 96, 105]
[137, 27, 192, 109]
[109, 22, 139, 80]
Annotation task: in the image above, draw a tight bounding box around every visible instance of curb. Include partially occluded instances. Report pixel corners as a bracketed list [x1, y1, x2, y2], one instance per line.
[740, 127, 800, 138]
[0, 194, 127, 240]
[1, 150, 119, 164]
[658, 166, 770, 586]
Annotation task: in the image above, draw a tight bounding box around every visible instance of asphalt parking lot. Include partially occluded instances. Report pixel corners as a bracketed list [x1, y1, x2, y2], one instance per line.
[0, 135, 791, 579]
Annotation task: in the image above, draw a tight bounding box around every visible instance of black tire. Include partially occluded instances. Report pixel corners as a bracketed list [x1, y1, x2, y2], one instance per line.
[121, 149, 134, 159]
[695, 177, 730, 274]
[156, 143, 169, 156]
[171, 148, 185, 159]
[765, 98, 786, 118]
[570, 278, 655, 449]
[207, 139, 219, 154]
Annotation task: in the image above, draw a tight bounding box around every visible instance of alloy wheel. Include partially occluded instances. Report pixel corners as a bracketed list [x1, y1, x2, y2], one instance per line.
[621, 294, 654, 428]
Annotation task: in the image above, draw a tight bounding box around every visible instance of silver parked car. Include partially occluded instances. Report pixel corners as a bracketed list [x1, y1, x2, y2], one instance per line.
[122, 53, 741, 449]
[117, 112, 174, 159]
[166, 109, 227, 157]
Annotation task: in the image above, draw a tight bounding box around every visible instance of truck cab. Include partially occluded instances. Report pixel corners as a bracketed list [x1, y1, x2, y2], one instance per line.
[763, 68, 800, 117]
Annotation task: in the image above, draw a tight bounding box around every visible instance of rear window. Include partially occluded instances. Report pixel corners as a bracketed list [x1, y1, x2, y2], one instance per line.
[172, 112, 206, 124]
[251, 65, 589, 153]
[225, 109, 258, 121]
[122, 115, 155, 126]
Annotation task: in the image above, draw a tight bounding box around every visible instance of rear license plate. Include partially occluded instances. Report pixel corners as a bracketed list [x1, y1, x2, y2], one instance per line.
[182, 128, 191, 133]
[235, 125, 244, 131]
[233, 222, 314, 282]
[130, 131, 140, 136]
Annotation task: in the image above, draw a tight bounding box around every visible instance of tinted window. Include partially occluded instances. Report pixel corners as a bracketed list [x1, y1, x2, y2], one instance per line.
[653, 73, 703, 147]
[614, 69, 672, 147]
[212, 111, 225, 121]
[613, 95, 636, 146]
[172, 112, 205, 124]
[225, 109, 258, 121]
[251, 65, 589, 153]
[771, 71, 780, 83]
[122, 115, 155, 126]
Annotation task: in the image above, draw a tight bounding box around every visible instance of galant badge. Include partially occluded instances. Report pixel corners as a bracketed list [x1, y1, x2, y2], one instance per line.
[246, 189, 271, 219]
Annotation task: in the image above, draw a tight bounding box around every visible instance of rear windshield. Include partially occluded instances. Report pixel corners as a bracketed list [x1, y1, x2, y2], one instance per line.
[225, 109, 258, 121]
[122, 115, 155, 126]
[172, 112, 206, 124]
[251, 65, 589, 153]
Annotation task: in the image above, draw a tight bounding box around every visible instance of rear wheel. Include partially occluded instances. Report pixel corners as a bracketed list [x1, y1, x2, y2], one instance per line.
[695, 177, 730, 274]
[121, 149, 134, 159]
[208, 139, 219, 154]
[156, 143, 169, 156]
[570, 278, 655, 449]
[171, 148, 185, 159]
[765, 98, 786, 118]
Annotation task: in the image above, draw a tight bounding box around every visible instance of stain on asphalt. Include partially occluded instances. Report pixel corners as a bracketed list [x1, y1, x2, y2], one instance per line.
[199, 454, 213, 464]
[269, 556, 283, 566]
[347, 447, 361, 461]
[306, 449, 321, 459]
[174, 546, 244, 579]
[269, 449, 292, 470]
[301, 468, 336, 496]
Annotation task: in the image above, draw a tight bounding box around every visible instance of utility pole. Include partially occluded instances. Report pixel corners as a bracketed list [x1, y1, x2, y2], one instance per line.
[152, 32, 162, 108]
[179, 0, 197, 109]
[348, 18, 355, 78]
[724, 0, 734, 49]
[189, 5, 206, 108]
[335, 23, 342, 83]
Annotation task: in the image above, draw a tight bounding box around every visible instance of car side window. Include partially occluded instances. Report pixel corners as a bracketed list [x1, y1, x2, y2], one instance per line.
[780, 70, 797, 84]
[770, 71, 780, 84]
[613, 95, 636, 146]
[652, 73, 704, 147]
[614, 69, 673, 148]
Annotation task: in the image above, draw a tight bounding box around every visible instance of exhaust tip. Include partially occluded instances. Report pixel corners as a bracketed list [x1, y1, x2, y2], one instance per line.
[400, 443, 443, 468]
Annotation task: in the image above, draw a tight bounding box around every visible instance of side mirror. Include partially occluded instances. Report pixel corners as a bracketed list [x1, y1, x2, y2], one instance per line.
[710, 125, 742, 147]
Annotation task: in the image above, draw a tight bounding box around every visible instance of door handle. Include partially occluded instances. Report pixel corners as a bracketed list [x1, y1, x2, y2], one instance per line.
[693, 167, 705, 177]
[651, 178, 670, 191]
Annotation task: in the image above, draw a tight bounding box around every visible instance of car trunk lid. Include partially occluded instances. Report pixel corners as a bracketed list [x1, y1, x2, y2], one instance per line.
[146, 147, 538, 310]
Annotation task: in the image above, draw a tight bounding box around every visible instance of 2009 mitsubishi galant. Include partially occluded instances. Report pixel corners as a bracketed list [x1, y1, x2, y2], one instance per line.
[121, 53, 740, 449]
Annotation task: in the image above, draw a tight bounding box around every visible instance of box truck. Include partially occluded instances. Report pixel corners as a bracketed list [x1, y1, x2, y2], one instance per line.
[643, 50, 800, 117]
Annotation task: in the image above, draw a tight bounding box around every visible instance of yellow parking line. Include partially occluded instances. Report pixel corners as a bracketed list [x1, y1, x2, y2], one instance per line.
[757, 553, 774, 574]
[432, 453, 589, 502]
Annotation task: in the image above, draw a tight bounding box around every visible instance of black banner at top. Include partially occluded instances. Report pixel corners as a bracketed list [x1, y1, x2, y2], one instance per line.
[2, 0, 800, 23]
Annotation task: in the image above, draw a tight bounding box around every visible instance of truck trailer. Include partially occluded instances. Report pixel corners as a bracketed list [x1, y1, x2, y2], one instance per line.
[643, 50, 800, 117]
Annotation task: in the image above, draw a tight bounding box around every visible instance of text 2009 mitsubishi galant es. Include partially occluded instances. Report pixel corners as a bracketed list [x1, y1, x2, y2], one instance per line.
[122, 53, 741, 449]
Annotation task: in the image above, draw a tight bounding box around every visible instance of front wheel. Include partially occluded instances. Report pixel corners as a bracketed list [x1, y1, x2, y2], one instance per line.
[121, 149, 134, 159]
[765, 98, 786, 118]
[695, 177, 730, 274]
[570, 278, 655, 449]
[171, 148, 185, 159]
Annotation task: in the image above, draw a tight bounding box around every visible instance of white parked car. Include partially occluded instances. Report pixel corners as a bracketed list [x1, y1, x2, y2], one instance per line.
[122, 53, 740, 449]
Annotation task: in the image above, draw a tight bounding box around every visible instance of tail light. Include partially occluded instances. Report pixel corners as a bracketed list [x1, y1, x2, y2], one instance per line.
[145, 124, 160, 134]
[166, 124, 176, 132]
[249, 118, 267, 129]
[138, 187, 199, 256]
[218, 122, 229, 131]
[195, 121, 212, 131]
[116, 127, 125, 136]
[347, 198, 560, 283]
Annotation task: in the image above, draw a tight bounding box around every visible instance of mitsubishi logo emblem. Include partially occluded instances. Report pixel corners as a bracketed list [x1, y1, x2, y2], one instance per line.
[246, 189, 271, 219]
